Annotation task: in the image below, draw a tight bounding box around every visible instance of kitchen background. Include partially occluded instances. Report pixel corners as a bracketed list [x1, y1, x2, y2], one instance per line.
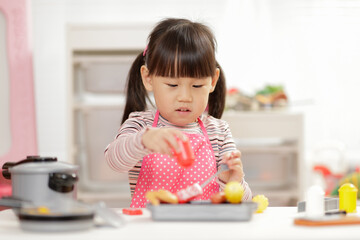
[1, 0, 360, 207]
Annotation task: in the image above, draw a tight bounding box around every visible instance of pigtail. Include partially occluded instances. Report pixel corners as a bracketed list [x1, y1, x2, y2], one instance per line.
[208, 62, 226, 119]
[121, 52, 149, 124]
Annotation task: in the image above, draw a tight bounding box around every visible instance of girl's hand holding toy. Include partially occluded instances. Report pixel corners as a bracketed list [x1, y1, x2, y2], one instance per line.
[218, 150, 244, 183]
[142, 128, 188, 157]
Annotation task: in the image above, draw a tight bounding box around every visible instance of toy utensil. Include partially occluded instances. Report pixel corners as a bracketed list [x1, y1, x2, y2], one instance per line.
[176, 164, 229, 203]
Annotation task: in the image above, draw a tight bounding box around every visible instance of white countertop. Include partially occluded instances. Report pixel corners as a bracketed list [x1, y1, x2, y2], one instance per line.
[1, 207, 360, 240]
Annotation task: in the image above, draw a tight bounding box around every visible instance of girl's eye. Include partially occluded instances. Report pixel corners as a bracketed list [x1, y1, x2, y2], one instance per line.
[167, 84, 178, 87]
[193, 85, 203, 88]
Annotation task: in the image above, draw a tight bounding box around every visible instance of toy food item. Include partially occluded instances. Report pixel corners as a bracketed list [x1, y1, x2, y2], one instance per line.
[146, 189, 179, 206]
[224, 181, 244, 204]
[175, 164, 230, 203]
[122, 208, 143, 215]
[146, 191, 160, 206]
[210, 191, 227, 204]
[252, 194, 269, 213]
[175, 183, 203, 203]
[37, 206, 50, 214]
[22, 206, 51, 215]
[173, 138, 195, 168]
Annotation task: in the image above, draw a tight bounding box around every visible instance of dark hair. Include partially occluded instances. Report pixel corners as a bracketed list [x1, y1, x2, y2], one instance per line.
[122, 18, 226, 124]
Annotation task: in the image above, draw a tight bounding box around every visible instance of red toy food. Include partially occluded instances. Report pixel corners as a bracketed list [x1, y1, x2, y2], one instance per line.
[173, 138, 195, 168]
[122, 208, 143, 215]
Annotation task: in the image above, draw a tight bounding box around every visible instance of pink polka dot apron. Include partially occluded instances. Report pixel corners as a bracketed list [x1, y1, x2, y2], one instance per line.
[130, 111, 219, 208]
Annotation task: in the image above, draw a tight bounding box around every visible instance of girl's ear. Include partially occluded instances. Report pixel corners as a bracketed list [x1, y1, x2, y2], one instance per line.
[141, 65, 153, 91]
[210, 68, 220, 93]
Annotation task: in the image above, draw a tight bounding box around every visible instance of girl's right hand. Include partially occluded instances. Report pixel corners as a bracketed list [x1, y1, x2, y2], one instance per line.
[142, 128, 187, 156]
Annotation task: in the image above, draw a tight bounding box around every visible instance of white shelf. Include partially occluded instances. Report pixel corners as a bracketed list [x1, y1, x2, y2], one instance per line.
[222, 111, 304, 206]
[74, 103, 124, 110]
[239, 145, 298, 154]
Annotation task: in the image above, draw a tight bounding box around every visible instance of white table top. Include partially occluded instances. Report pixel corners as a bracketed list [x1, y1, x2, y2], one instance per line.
[1, 207, 360, 240]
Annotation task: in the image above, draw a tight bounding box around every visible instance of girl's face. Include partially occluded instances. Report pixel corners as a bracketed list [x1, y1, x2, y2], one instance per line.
[141, 66, 220, 126]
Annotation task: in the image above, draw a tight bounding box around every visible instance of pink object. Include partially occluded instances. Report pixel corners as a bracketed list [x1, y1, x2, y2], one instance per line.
[143, 45, 148, 56]
[130, 111, 219, 208]
[173, 138, 195, 168]
[0, 0, 37, 199]
[175, 183, 203, 203]
[175, 164, 229, 203]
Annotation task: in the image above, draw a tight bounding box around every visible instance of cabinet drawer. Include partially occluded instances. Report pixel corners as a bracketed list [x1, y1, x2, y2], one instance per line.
[222, 111, 303, 139]
[75, 108, 128, 183]
[241, 152, 295, 188]
[76, 54, 137, 94]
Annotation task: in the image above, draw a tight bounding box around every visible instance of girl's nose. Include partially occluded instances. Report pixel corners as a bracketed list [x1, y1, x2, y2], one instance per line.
[177, 87, 192, 102]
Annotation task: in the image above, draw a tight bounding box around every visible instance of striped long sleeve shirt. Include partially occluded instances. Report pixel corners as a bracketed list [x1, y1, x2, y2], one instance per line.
[104, 110, 252, 200]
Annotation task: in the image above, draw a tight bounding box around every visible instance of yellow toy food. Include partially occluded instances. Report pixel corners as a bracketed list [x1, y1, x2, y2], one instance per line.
[252, 194, 269, 213]
[37, 206, 50, 214]
[146, 189, 179, 206]
[224, 181, 244, 204]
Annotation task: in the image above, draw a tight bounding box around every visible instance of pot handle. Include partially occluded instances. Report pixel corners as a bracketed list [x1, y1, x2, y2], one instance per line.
[2, 163, 14, 180]
[48, 172, 78, 193]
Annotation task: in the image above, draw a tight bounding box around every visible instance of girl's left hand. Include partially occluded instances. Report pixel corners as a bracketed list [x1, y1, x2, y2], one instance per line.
[218, 150, 244, 183]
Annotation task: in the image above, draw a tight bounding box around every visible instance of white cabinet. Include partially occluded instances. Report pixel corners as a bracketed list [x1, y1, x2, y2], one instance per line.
[222, 111, 304, 206]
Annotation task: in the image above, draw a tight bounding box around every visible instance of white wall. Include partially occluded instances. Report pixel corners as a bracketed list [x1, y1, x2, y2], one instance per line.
[216, 0, 360, 166]
[32, 0, 360, 167]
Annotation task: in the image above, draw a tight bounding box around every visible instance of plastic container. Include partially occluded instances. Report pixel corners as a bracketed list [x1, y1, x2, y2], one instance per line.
[305, 185, 325, 217]
[339, 183, 358, 213]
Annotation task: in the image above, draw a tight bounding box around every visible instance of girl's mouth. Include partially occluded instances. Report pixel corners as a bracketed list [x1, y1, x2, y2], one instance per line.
[176, 108, 191, 112]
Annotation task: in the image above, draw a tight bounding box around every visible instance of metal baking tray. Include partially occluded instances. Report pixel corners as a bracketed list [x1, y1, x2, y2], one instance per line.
[147, 200, 258, 221]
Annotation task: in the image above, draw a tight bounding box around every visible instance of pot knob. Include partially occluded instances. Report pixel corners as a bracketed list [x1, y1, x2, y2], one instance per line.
[48, 172, 78, 193]
[2, 156, 57, 180]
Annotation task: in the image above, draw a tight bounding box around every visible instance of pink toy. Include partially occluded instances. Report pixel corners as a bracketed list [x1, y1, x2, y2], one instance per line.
[175, 164, 229, 203]
[176, 183, 203, 203]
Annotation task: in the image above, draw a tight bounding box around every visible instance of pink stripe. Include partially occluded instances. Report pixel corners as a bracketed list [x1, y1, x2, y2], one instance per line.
[0, 0, 37, 196]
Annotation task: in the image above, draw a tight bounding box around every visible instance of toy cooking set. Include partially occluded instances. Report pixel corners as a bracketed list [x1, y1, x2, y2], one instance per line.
[145, 141, 260, 221]
[295, 183, 360, 226]
[0, 156, 124, 232]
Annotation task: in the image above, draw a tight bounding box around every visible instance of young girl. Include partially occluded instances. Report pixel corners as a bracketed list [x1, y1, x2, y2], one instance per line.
[105, 18, 252, 208]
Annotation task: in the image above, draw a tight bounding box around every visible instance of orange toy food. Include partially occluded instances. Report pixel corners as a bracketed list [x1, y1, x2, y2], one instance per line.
[146, 189, 179, 206]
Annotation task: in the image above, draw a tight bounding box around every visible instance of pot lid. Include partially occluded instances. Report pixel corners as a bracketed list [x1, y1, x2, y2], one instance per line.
[9, 158, 78, 174]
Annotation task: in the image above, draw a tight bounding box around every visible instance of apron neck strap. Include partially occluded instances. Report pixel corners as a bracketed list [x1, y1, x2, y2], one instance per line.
[197, 117, 211, 146]
[153, 110, 160, 127]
